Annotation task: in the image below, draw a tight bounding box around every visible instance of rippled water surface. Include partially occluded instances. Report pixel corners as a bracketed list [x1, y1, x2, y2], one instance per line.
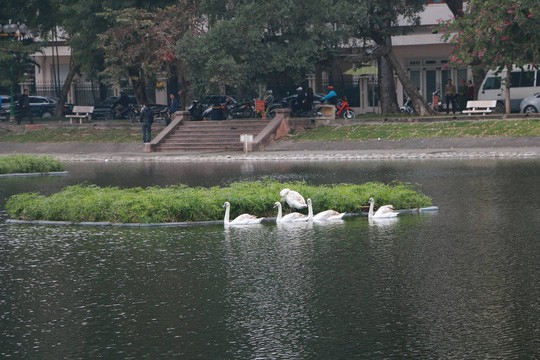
[1, 159, 539, 359]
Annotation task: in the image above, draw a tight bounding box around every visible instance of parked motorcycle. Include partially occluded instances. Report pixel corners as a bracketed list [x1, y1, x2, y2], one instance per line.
[267, 95, 319, 119]
[335, 97, 356, 119]
[105, 103, 138, 122]
[230, 100, 255, 119]
[188, 100, 204, 120]
[400, 97, 416, 115]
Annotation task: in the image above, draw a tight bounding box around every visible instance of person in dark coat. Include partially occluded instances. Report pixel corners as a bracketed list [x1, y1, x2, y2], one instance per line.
[139, 103, 154, 143]
[304, 87, 314, 111]
[17, 89, 32, 125]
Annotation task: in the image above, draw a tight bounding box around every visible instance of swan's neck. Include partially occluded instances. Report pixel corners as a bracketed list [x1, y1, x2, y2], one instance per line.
[307, 201, 313, 220]
[368, 200, 374, 218]
[224, 205, 230, 224]
[276, 203, 282, 220]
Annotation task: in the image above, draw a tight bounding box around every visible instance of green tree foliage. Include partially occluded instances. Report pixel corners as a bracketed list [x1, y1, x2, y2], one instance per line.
[98, 1, 200, 103]
[0, 0, 56, 91]
[441, 0, 540, 112]
[177, 0, 341, 98]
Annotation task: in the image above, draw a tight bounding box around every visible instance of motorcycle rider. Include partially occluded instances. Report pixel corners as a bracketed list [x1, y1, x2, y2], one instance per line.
[264, 90, 274, 111]
[320, 85, 338, 105]
[304, 87, 314, 112]
[294, 87, 306, 114]
[113, 92, 131, 118]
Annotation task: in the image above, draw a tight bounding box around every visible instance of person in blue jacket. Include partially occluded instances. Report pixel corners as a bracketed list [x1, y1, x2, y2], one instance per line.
[320, 85, 338, 105]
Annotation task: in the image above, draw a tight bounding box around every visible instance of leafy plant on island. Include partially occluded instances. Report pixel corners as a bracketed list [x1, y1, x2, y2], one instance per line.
[6, 181, 432, 224]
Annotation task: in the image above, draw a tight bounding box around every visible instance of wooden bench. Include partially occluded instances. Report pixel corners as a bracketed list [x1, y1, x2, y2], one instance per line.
[461, 100, 497, 115]
[65, 106, 94, 124]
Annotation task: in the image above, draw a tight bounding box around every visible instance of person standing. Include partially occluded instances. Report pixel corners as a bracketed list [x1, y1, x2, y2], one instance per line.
[140, 103, 154, 143]
[445, 79, 457, 115]
[458, 79, 468, 112]
[467, 80, 475, 101]
[17, 89, 32, 125]
[167, 93, 179, 125]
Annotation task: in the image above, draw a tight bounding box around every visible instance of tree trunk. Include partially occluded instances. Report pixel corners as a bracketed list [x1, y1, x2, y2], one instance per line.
[378, 55, 400, 113]
[55, 60, 80, 117]
[129, 67, 148, 104]
[386, 49, 436, 115]
[504, 63, 511, 114]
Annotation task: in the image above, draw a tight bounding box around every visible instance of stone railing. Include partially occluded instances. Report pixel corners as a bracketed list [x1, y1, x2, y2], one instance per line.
[145, 111, 188, 152]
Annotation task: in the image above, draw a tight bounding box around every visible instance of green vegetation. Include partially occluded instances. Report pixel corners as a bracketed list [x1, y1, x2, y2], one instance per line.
[0, 128, 139, 143]
[293, 120, 540, 141]
[0, 155, 64, 174]
[6, 181, 432, 223]
[1, 118, 538, 144]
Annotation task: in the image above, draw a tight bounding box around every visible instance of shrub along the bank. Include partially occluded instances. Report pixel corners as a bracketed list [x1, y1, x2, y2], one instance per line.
[5, 181, 432, 223]
[0, 155, 64, 174]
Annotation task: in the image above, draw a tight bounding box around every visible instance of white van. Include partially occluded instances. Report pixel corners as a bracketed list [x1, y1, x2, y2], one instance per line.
[478, 66, 540, 112]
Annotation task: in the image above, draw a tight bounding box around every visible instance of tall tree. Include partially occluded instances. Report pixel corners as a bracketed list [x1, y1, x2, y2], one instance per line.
[98, 1, 200, 104]
[337, 0, 436, 115]
[177, 0, 340, 99]
[441, 0, 540, 113]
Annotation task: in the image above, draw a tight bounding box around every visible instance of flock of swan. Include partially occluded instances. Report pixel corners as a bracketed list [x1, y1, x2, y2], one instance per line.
[223, 188, 399, 226]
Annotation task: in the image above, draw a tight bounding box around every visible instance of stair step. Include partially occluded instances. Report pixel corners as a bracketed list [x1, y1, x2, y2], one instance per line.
[156, 119, 268, 152]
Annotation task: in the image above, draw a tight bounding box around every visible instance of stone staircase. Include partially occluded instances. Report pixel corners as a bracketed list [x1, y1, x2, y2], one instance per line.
[155, 120, 269, 152]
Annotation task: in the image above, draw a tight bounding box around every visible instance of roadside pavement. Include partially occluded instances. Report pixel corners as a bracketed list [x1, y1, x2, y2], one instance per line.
[0, 136, 539, 162]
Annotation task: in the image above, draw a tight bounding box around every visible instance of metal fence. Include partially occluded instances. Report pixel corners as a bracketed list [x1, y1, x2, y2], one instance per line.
[35, 82, 157, 105]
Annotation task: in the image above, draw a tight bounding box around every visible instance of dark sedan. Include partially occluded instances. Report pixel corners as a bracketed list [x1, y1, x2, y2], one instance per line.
[6, 95, 72, 119]
[27, 96, 71, 118]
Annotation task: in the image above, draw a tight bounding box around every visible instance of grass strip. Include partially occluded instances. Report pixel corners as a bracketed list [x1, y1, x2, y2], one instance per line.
[293, 120, 540, 141]
[0, 155, 65, 174]
[6, 180, 432, 223]
[0, 128, 139, 142]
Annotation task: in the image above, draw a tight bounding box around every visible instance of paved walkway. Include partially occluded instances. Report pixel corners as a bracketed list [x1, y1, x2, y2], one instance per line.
[0, 136, 539, 162]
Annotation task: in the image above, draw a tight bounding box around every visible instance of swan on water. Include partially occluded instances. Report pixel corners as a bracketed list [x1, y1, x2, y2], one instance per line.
[368, 197, 399, 219]
[280, 188, 307, 209]
[308, 199, 346, 221]
[223, 202, 264, 225]
[274, 201, 312, 223]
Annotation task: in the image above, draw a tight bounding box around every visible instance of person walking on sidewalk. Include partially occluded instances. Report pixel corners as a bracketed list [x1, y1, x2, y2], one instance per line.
[140, 103, 154, 143]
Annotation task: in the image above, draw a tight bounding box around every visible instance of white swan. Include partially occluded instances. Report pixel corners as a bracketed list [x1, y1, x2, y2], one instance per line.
[223, 202, 263, 225]
[309, 199, 346, 221]
[274, 201, 312, 223]
[368, 197, 399, 218]
[280, 188, 307, 209]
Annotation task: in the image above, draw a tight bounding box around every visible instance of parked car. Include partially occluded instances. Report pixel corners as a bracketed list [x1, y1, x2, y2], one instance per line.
[520, 92, 540, 114]
[8, 95, 72, 119]
[0, 95, 11, 121]
[92, 96, 166, 120]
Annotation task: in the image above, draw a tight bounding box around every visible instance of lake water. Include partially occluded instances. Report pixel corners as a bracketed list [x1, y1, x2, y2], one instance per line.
[1, 159, 539, 359]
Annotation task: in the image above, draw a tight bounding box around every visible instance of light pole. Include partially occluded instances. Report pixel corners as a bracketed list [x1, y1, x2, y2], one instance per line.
[1, 20, 29, 121]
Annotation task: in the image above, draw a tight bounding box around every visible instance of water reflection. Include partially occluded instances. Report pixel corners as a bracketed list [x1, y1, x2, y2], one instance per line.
[1, 159, 540, 358]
